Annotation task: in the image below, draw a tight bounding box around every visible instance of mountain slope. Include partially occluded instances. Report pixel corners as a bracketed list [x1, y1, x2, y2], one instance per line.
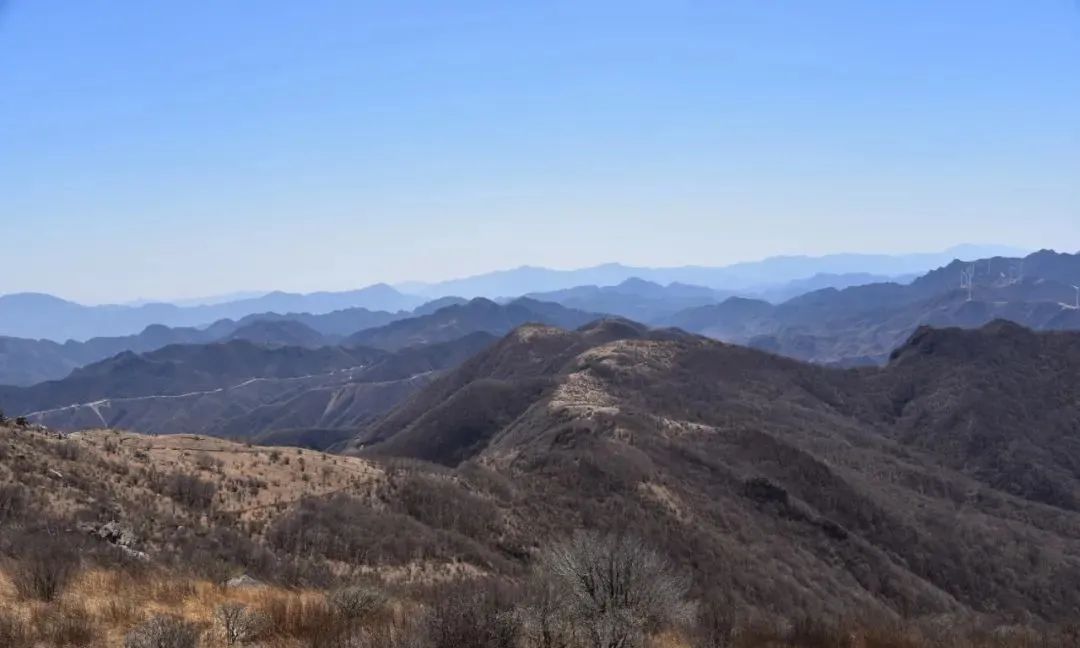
[0, 340, 384, 416]
[0, 324, 226, 387]
[524, 278, 731, 323]
[349, 321, 1080, 621]
[854, 321, 1080, 509]
[664, 250, 1080, 365]
[344, 297, 599, 351]
[1, 333, 497, 440]
[0, 306, 409, 387]
[224, 319, 329, 348]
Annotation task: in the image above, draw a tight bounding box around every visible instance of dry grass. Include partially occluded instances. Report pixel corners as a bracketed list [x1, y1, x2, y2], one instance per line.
[73, 430, 385, 519]
[0, 564, 1078, 647]
[3, 423, 1080, 647]
[0, 566, 354, 647]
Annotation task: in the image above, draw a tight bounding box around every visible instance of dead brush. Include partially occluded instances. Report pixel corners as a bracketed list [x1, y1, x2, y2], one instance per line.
[6, 536, 79, 602]
[0, 607, 30, 648]
[98, 597, 140, 628]
[216, 601, 268, 646]
[150, 576, 198, 607]
[256, 590, 347, 643]
[30, 602, 97, 647]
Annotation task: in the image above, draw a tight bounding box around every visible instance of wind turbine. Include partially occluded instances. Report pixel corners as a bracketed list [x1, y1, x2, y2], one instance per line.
[960, 264, 976, 302]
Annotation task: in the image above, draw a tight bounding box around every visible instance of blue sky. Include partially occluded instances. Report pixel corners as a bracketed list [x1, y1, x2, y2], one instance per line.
[2, 1, 1078, 303]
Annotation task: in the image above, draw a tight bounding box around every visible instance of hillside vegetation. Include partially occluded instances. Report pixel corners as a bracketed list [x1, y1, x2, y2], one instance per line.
[3, 421, 1080, 647]
[4, 320, 1080, 645]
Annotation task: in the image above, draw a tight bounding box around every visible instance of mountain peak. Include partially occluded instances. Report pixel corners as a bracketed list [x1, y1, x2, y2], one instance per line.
[889, 319, 1039, 364]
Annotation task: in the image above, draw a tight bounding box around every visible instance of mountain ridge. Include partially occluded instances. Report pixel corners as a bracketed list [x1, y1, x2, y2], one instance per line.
[338, 319, 1080, 621]
[398, 245, 1028, 297]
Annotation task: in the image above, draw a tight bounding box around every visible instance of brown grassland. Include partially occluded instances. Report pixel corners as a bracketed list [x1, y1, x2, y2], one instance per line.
[2, 421, 1080, 647]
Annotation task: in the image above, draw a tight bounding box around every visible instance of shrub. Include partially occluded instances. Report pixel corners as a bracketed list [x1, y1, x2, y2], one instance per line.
[194, 452, 221, 472]
[258, 593, 344, 643]
[9, 536, 79, 602]
[690, 593, 734, 648]
[124, 615, 199, 648]
[33, 605, 96, 647]
[532, 531, 695, 648]
[52, 440, 81, 461]
[329, 584, 388, 622]
[216, 602, 266, 645]
[516, 578, 578, 648]
[397, 474, 498, 540]
[0, 609, 29, 648]
[158, 472, 217, 510]
[425, 580, 520, 648]
[0, 484, 29, 523]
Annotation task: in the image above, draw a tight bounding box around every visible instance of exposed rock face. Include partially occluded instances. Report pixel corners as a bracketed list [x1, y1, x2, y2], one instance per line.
[78, 520, 148, 560]
[226, 574, 265, 589]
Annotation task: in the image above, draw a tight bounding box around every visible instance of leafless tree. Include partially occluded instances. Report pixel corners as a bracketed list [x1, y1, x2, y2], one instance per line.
[530, 531, 695, 648]
[329, 584, 388, 622]
[124, 615, 199, 648]
[216, 602, 266, 645]
[517, 576, 579, 648]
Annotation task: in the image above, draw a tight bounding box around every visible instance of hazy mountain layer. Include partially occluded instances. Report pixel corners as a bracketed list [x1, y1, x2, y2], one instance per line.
[664, 249, 1080, 365]
[344, 297, 600, 350]
[3, 333, 496, 439]
[0, 284, 422, 341]
[399, 245, 1025, 297]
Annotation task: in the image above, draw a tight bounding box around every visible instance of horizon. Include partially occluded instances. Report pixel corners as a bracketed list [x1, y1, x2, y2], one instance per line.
[0, 242, 1042, 306]
[3, 2, 1079, 303]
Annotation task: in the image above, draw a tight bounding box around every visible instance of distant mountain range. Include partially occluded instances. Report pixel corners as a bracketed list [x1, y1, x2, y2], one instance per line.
[663, 249, 1080, 366]
[6, 244, 1080, 620]
[344, 297, 599, 351]
[1, 334, 497, 444]
[398, 244, 1026, 297]
[0, 298, 607, 438]
[1, 245, 1026, 343]
[2, 247, 1073, 387]
[0, 284, 423, 342]
[523, 278, 732, 323]
[0, 305, 404, 386]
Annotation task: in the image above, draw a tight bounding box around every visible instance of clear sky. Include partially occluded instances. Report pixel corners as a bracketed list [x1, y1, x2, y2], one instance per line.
[2, 1, 1078, 304]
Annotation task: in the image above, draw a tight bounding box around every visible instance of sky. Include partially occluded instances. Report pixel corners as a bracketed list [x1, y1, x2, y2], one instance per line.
[1, 1, 1079, 304]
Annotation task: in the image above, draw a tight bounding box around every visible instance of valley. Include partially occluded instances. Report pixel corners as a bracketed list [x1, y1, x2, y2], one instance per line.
[3, 249, 1080, 647]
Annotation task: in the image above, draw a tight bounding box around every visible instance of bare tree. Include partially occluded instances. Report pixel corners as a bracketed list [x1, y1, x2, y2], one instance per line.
[530, 531, 695, 648]
[124, 615, 199, 648]
[329, 584, 388, 622]
[517, 576, 578, 648]
[216, 603, 266, 645]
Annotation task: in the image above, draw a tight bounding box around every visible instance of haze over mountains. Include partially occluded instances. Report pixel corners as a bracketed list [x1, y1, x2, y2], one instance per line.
[6, 245, 1080, 625]
[0, 306, 403, 386]
[0, 284, 422, 342]
[666, 249, 1080, 365]
[1, 244, 1023, 343]
[0, 297, 605, 439]
[0, 246, 1076, 396]
[398, 244, 1024, 297]
[3, 245, 1079, 446]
